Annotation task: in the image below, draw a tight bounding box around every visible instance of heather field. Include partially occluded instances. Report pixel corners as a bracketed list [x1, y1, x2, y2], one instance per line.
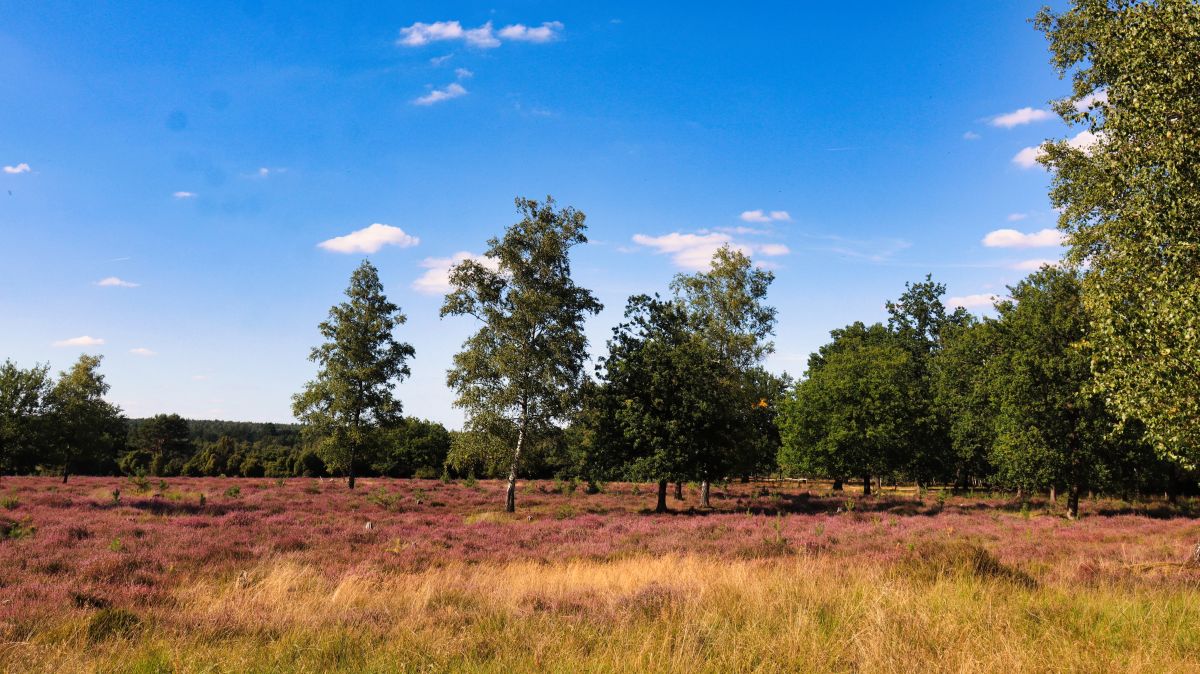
[0, 478, 1198, 672]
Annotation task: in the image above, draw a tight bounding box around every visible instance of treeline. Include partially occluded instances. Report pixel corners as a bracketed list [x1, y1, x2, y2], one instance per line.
[0, 368, 454, 480]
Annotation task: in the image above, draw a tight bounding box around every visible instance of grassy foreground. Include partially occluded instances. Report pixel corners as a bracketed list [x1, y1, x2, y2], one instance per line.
[3, 477, 1200, 672]
[11, 554, 1200, 673]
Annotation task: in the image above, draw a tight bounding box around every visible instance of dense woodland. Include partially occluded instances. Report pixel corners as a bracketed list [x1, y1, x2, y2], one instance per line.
[3, 1, 1199, 520]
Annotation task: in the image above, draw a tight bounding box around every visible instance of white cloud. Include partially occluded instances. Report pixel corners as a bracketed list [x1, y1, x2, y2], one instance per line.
[430, 54, 453, 66]
[497, 21, 564, 42]
[1012, 258, 1059, 271]
[1013, 130, 1100, 169]
[991, 107, 1053, 128]
[397, 20, 500, 48]
[414, 82, 467, 106]
[318, 223, 420, 254]
[3, 163, 31, 174]
[983, 228, 1064, 248]
[412, 251, 499, 295]
[1075, 90, 1108, 112]
[963, 131, 981, 141]
[1006, 213, 1029, 222]
[455, 67, 473, 79]
[948, 293, 1001, 310]
[1012, 146, 1043, 169]
[173, 191, 197, 199]
[739, 209, 791, 223]
[53, 335, 104, 347]
[129, 347, 157, 357]
[96, 276, 139, 288]
[631, 232, 789, 271]
[398, 19, 563, 48]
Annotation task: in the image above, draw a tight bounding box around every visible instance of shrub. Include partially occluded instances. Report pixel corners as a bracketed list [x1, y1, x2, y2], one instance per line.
[414, 466, 439, 480]
[224, 486, 241, 499]
[901, 540, 1036, 588]
[0, 494, 18, 510]
[129, 475, 151, 493]
[1, 516, 35, 540]
[86, 607, 141, 643]
[554, 504, 578, 520]
[368, 487, 400, 511]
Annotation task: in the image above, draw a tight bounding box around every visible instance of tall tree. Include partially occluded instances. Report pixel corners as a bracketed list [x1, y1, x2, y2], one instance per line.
[1036, 0, 1200, 462]
[47, 355, 125, 482]
[293, 260, 413, 489]
[671, 246, 777, 506]
[777, 323, 920, 494]
[128, 413, 194, 476]
[0, 360, 53, 476]
[987, 266, 1114, 519]
[442, 196, 602, 512]
[885, 275, 971, 490]
[931, 316, 1001, 490]
[590, 295, 741, 512]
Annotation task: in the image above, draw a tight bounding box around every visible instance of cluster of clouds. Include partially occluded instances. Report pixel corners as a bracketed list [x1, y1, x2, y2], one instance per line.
[398, 20, 563, 48]
[399, 19, 562, 106]
[631, 232, 789, 271]
[4, 162, 31, 174]
[50, 334, 156, 357]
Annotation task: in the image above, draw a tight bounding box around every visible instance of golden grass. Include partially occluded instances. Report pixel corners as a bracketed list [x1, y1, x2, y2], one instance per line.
[6, 553, 1200, 673]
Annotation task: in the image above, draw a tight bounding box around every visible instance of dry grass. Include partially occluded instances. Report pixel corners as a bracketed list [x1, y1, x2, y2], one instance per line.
[6, 554, 1200, 673]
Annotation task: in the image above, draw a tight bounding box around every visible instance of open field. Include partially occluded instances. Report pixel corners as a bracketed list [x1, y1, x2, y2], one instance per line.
[3, 477, 1200, 672]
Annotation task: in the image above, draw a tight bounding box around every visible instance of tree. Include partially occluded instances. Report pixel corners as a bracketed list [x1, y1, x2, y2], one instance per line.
[127, 413, 193, 476]
[590, 295, 742, 512]
[931, 316, 1001, 490]
[293, 260, 414, 489]
[0, 360, 52, 475]
[46, 355, 125, 482]
[372, 417, 452, 478]
[777, 323, 919, 495]
[1036, 0, 1200, 462]
[886, 275, 971, 490]
[670, 245, 778, 506]
[442, 196, 602, 512]
[987, 266, 1115, 518]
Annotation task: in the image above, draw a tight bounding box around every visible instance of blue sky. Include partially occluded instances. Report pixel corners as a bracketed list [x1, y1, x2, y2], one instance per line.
[1, 1, 1079, 427]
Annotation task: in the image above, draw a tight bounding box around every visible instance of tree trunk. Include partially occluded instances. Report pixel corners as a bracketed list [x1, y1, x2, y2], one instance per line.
[347, 444, 357, 490]
[505, 422, 526, 513]
[1066, 483, 1080, 520]
[656, 480, 668, 513]
[61, 467, 69, 484]
[700, 480, 711, 508]
[1049, 485, 1056, 503]
[740, 475, 750, 484]
[832, 478, 843, 491]
[674, 481, 683, 500]
[862, 475, 871, 496]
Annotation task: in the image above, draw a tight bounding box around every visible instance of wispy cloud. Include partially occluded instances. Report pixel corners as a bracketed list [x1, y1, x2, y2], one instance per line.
[251, 167, 286, 178]
[129, 347, 157, 357]
[318, 223, 420, 254]
[430, 54, 453, 66]
[415, 82, 467, 106]
[1074, 90, 1108, 112]
[1013, 130, 1099, 169]
[739, 209, 791, 223]
[497, 21, 564, 42]
[631, 232, 789, 271]
[53, 335, 104, 347]
[412, 251, 500, 295]
[173, 191, 197, 199]
[948, 293, 1001, 310]
[991, 107, 1053, 128]
[1006, 213, 1029, 222]
[982, 228, 1063, 248]
[454, 67, 473, 79]
[3, 163, 31, 174]
[95, 276, 139, 288]
[399, 20, 563, 49]
[1012, 258, 1059, 271]
[793, 232, 911, 263]
[962, 131, 981, 141]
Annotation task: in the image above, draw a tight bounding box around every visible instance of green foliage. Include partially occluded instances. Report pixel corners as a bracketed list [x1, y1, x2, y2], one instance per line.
[1, 516, 35, 540]
[777, 322, 921, 491]
[590, 294, 743, 493]
[224, 486, 241, 498]
[441, 196, 602, 511]
[127, 414, 192, 476]
[1036, 0, 1200, 462]
[45, 355, 126, 481]
[0, 359, 52, 475]
[293, 260, 414, 489]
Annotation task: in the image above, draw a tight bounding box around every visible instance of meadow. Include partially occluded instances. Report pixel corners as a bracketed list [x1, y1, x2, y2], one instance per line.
[3, 477, 1200, 673]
